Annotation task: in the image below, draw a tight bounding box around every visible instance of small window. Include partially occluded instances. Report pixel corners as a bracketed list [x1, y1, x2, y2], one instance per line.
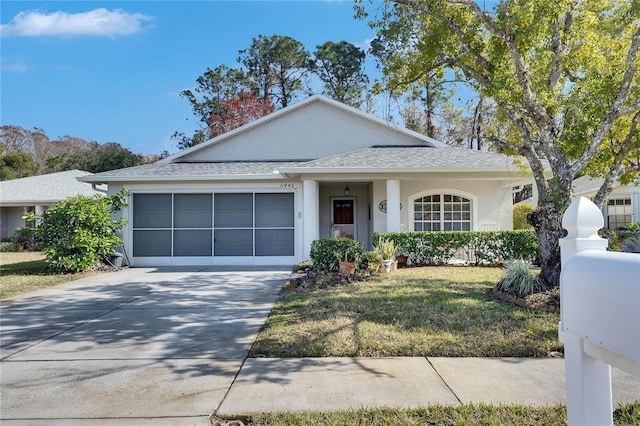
[607, 198, 633, 230]
[414, 193, 472, 231]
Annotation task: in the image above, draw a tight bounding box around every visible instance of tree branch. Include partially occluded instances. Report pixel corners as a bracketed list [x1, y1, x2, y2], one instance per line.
[572, 25, 640, 175]
[592, 110, 640, 206]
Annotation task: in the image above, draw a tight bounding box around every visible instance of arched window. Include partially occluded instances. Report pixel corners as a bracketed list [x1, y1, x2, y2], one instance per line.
[413, 193, 472, 231]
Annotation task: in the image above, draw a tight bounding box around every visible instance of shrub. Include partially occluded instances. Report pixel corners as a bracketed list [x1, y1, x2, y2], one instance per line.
[0, 241, 19, 252]
[359, 250, 382, 275]
[373, 230, 538, 266]
[13, 227, 37, 251]
[497, 259, 545, 295]
[513, 203, 534, 230]
[33, 190, 128, 273]
[310, 238, 364, 272]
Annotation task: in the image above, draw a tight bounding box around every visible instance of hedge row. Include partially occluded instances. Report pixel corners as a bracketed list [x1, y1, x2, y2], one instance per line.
[373, 230, 539, 266]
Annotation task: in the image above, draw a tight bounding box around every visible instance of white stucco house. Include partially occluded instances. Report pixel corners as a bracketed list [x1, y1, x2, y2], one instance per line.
[80, 95, 542, 267]
[0, 170, 106, 240]
[572, 175, 640, 230]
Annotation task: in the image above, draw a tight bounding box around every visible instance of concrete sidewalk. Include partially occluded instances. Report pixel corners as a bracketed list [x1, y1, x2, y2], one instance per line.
[216, 356, 640, 418]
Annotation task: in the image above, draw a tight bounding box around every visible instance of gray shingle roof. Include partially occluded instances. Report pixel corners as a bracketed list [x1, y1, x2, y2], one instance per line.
[80, 162, 303, 182]
[79, 147, 542, 183]
[572, 176, 605, 195]
[0, 170, 103, 205]
[280, 146, 526, 172]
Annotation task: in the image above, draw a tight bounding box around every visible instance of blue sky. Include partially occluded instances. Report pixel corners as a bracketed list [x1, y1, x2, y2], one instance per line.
[1, 1, 380, 155]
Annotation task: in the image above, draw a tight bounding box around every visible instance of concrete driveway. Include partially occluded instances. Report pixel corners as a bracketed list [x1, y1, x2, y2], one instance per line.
[0, 266, 290, 425]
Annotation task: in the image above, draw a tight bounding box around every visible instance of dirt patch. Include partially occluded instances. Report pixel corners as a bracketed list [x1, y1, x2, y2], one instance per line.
[279, 270, 368, 297]
[493, 287, 560, 313]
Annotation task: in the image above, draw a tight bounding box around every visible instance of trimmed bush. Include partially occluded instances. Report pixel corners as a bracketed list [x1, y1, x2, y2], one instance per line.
[497, 259, 545, 295]
[33, 190, 128, 273]
[310, 238, 364, 272]
[373, 230, 538, 266]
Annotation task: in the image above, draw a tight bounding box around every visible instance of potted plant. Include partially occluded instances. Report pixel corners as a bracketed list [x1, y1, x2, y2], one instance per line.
[376, 237, 398, 273]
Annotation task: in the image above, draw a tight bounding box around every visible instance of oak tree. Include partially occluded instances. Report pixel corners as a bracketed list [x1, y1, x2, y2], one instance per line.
[360, 0, 640, 286]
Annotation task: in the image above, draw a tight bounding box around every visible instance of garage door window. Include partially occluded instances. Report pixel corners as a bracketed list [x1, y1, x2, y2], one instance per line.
[133, 194, 172, 257]
[133, 192, 294, 258]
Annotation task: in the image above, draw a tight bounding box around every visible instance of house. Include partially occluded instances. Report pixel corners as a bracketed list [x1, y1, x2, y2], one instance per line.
[0, 170, 107, 240]
[572, 175, 640, 230]
[79, 95, 543, 267]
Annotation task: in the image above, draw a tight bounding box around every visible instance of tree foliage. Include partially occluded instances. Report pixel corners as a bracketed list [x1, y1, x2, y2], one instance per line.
[0, 149, 37, 180]
[310, 40, 369, 107]
[31, 190, 128, 273]
[45, 142, 145, 174]
[361, 0, 640, 286]
[239, 34, 310, 108]
[0, 125, 148, 179]
[178, 35, 373, 148]
[207, 91, 275, 138]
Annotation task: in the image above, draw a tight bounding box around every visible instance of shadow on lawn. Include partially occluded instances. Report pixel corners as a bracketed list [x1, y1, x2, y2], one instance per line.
[250, 274, 561, 359]
[0, 259, 48, 275]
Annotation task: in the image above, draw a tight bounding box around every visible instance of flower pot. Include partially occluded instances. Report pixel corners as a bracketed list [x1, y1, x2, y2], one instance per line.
[382, 259, 394, 273]
[339, 261, 356, 275]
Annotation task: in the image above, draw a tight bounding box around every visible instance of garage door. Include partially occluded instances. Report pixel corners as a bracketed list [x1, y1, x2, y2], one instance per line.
[131, 192, 295, 261]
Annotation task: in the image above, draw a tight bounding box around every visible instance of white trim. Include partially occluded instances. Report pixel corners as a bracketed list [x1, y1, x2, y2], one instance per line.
[407, 188, 479, 231]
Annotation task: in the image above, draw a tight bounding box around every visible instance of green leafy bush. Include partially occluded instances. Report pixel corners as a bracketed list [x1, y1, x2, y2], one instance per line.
[497, 259, 545, 295]
[0, 241, 19, 252]
[33, 190, 128, 273]
[310, 238, 364, 272]
[13, 227, 37, 251]
[359, 250, 382, 274]
[513, 203, 534, 230]
[373, 230, 538, 266]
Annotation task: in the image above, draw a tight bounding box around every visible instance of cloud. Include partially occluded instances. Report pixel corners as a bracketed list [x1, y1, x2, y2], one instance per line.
[0, 8, 152, 37]
[1, 58, 28, 72]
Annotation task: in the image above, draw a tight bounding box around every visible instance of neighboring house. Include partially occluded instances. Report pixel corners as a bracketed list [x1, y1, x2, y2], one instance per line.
[572, 175, 640, 230]
[80, 95, 545, 267]
[0, 170, 106, 240]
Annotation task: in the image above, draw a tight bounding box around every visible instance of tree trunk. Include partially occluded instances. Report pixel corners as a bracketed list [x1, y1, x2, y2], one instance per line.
[528, 181, 571, 288]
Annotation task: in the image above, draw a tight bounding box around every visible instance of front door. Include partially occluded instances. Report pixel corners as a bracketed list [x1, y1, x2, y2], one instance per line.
[331, 198, 356, 239]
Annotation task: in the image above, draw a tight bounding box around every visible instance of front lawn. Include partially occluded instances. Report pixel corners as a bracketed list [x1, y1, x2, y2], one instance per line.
[0, 252, 97, 299]
[250, 267, 562, 358]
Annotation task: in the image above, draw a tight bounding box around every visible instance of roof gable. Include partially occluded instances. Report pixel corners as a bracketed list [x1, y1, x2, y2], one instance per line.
[161, 95, 448, 163]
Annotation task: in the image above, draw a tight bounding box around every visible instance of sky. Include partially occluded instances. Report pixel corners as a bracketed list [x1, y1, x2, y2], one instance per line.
[1, 1, 382, 155]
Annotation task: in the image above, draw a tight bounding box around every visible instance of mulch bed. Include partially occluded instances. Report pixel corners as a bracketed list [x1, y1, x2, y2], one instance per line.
[493, 287, 560, 313]
[279, 269, 368, 296]
[280, 268, 561, 314]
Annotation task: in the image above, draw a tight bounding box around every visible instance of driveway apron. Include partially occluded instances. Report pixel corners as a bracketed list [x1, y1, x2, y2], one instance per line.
[0, 266, 290, 424]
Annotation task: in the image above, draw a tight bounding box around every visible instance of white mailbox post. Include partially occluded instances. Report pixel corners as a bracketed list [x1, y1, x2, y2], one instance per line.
[559, 197, 640, 426]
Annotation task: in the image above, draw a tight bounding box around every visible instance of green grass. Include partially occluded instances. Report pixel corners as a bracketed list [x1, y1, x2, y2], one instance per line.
[240, 402, 640, 426]
[250, 267, 562, 357]
[0, 252, 96, 299]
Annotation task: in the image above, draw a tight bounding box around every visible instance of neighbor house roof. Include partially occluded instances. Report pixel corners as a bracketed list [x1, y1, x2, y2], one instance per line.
[0, 170, 105, 206]
[572, 176, 605, 196]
